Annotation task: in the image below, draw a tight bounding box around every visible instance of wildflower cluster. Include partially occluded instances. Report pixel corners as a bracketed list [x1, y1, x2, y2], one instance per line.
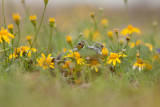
[0, 0, 158, 83]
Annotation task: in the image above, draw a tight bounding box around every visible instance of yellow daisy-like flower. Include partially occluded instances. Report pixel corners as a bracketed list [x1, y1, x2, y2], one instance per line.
[107, 53, 121, 66]
[133, 58, 145, 71]
[121, 24, 140, 36]
[145, 43, 153, 52]
[64, 51, 85, 65]
[37, 53, 55, 70]
[0, 27, 14, 44]
[20, 46, 36, 58]
[9, 46, 36, 59]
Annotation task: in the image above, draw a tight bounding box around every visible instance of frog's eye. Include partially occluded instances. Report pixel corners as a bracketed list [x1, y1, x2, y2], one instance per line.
[101, 44, 104, 49]
[77, 42, 84, 50]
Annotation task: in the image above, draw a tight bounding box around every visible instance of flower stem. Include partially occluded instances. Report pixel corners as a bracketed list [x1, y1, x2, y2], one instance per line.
[3, 41, 7, 63]
[31, 5, 47, 49]
[16, 25, 20, 49]
[2, 0, 6, 28]
[48, 27, 53, 53]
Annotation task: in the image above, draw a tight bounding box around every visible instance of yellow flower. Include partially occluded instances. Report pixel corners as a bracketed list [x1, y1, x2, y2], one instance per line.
[29, 15, 36, 21]
[9, 46, 36, 59]
[102, 47, 108, 56]
[91, 65, 99, 72]
[87, 58, 100, 72]
[8, 24, 13, 30]
[12, 13, 20, 25]
[30, 15, 37, 27]
[145, 43, 153, 52]
[26, 36, 32, 41]
[101, 19, 108, 27]
[133, 58, 145, 71]
[37, 53, 55, 69]
[49, 17, 56, 28]
[0, 27, 14, 44]
[62, 61, 71, 68]
[107, 53, 121, 66]
[107, 31, 113, 39]
[49, 17, 55, 23]
[9, 53, 18, 59]
[121, 24, 140, 36]
[20, 46, 36, 58]
[66, 35, 72, 43]
[64, 51, 85, 65]
[118, 52, 127, 57]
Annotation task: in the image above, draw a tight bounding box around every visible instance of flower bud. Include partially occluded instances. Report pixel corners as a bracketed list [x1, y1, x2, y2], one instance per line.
[12, 13, 21, 25]
[30, 15, 37, 27]
[66, 35, 72, 43]
[99, 8, 103, 13]
[153, 21, 158, 27]
[8, 24, 14, 34]
[101, 19, 108, 27]
[126, 36, 130, 41]
[49, 17, 56, 28]
[90, 12, 95, 18]
[26, 36, 32, 41]
[79, 32, 83, 37]
[114, 29, 119, 35]
[107, 31, 113, 39]
[44, 0, 49, 6]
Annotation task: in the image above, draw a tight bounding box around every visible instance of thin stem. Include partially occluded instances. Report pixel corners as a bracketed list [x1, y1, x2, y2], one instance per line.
[2, 0, 6, 28]
[116, 34, 120, 52]
[48, 27, 53, 53]
[3, 41, 7, 63]
[16, 25, 20, 48]
[11, 37, 14, 61]
[31, 5, 47, 48]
